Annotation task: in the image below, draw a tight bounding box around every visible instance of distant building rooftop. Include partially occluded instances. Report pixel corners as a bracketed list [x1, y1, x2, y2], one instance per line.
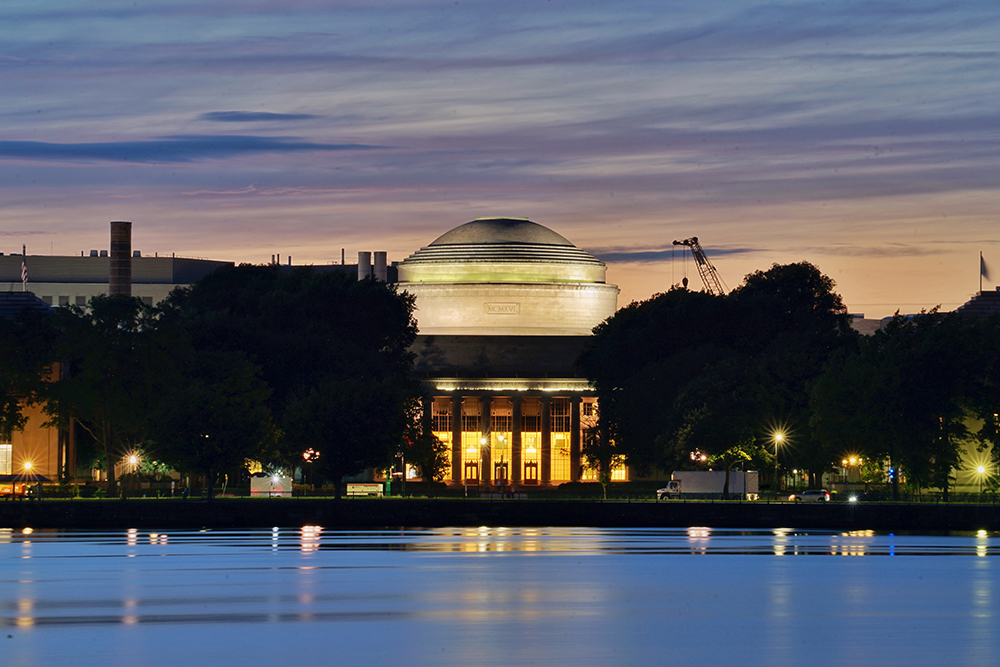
[955, 288, 1000, 320]
[0, 291, 53, 318]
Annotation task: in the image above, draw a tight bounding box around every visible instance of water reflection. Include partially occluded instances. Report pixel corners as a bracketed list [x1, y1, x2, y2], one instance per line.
[0, 527, 997, 666]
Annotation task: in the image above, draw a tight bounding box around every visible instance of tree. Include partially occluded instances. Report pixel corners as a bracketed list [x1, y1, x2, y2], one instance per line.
[579, 262, 854, 484]
[404, 400, 450, 482]
[581, 406, 625, 499]
[44, 295, 184, 493]
[0, 307, 58, 437]
[165, 265, 421, 490]
[578, 287, 738, 473]
[811, 310, 975, 499]
[283, 376, 414, 498]
[151, 350, 278, 500]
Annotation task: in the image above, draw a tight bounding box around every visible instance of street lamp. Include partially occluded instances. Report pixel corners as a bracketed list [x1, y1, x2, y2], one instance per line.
[773, 432, 784, 499]
[977, 465, 986, 497]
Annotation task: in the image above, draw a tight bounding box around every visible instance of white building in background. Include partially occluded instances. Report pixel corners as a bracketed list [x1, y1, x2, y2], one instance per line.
[399, 217, 623, 488]
[0, 253, 231, 307]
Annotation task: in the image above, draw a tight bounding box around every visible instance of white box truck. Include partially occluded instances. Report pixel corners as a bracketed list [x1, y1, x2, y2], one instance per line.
[657, 470, 759, 500]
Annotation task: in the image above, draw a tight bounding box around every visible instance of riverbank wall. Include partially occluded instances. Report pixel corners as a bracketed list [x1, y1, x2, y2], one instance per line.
[2, 498, 1000, 532]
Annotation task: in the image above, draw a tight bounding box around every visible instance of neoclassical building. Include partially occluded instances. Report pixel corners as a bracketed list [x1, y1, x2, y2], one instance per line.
[399, 217, 622, 489]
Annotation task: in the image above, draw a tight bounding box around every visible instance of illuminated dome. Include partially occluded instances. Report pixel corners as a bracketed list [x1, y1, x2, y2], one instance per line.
[397, 217, 619, 336]
[399, 217, 607, 284]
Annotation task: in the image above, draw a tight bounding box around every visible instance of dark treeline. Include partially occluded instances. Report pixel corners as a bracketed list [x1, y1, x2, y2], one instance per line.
[1, 265, 446, 498]
[579, 262, 1000, 500]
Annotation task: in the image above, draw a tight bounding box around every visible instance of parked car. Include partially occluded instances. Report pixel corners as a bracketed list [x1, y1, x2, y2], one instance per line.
[789, 489, 830, 502]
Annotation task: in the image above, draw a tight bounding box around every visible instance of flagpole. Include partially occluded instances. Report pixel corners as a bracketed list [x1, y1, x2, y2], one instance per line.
[22, 244, 27, 292]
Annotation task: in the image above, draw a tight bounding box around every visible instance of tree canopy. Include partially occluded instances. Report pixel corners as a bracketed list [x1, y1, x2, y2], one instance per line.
[578, 262, 856, 487]
[162, 265, 421, 495]
[2, 264, 421, 496]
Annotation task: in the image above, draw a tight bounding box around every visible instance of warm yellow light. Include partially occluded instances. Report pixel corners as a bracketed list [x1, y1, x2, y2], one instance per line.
[849, 457, 857, 465]
[128, 455, 138, 466]
[23, 461, 32, 471]
[978, 466, 986, 474]
[842, 459, 848, 466]
[774, 433, 784, 443]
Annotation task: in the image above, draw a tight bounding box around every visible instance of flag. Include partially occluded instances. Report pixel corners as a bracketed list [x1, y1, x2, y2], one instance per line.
[21, 245, 27, 291]
[982, 253, 991, 281]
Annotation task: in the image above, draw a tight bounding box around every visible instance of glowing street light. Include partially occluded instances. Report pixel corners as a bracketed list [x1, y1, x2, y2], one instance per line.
[977, 465, 987, 497]
[773, 432, 784, 498]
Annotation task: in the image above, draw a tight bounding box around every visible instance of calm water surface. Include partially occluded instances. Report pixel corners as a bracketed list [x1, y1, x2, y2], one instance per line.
[1, 526, 997, 666]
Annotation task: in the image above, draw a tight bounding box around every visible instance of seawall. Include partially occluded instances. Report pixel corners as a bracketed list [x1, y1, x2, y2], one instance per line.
[2, 498, 999, 532]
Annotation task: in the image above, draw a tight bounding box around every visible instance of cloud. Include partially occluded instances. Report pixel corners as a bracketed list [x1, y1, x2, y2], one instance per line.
[596, 246, 759, 263]
[199, 111, 320, 122]
[799, 244, 944, 258]
[0, 136, 382, 164]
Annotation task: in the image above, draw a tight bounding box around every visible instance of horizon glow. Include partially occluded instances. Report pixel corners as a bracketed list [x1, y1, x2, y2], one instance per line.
[2, 1, 999, 318]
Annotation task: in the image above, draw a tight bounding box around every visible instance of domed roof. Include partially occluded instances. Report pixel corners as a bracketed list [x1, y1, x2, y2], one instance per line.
[399, 217, 604, 273]
[429, 217, 574, 247]
[396, 216, 620, 335]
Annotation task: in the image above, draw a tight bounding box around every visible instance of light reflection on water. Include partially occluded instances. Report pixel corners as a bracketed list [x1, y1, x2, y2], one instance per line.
[0, 526, 997, 666]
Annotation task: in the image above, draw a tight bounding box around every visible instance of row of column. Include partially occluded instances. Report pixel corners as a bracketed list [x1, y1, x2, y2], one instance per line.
[426, 395, 584, 487]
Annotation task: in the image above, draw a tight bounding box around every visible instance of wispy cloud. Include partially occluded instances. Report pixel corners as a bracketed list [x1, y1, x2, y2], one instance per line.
[0, 136, 382, 163]
[199, 111, 320, 122]
[596, 246, 759, 263]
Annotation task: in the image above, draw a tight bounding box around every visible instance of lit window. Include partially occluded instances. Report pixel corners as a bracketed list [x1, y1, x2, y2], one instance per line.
[0, 439, 11, 476]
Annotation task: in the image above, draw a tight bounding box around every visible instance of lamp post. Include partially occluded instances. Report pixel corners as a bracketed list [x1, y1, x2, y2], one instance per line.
[773, 432, 784, 500]
[977, 465, 986, 498]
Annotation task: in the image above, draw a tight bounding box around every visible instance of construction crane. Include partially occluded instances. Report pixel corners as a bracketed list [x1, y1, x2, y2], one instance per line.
[672, 236, 728, 296]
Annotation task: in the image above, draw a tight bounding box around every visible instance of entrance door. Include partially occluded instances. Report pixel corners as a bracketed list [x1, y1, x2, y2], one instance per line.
[523, 461, 538, 484]
[494, 462, 508, 485]
[464, 461, 479, 485]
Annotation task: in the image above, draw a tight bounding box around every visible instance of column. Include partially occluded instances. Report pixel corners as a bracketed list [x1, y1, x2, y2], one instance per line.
[421, 395, 434, 482]
[541, 397, 552, 484]
[451, 396, 462, 483]
[570, 396, 582, 482]
[481, 396, 492, 485]
[511, 396, 522, 484]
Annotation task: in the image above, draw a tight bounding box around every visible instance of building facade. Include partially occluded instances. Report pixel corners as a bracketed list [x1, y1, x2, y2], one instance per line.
[398, 217, 622, 488]
[1, 253, 232, 308]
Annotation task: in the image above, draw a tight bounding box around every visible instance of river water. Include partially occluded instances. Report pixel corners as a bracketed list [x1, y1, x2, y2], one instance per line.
[1, 526, 997, 666]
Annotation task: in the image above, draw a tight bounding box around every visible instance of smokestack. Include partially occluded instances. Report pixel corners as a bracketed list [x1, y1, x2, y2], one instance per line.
[374, 251, 387, 282]
[109, 221, 132, 297]
[357, 251, 372, 281]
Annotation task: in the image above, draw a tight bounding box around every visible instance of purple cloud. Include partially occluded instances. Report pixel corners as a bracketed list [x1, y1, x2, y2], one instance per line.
[0, 136, 382, 163]
[199, 111, 320, 123]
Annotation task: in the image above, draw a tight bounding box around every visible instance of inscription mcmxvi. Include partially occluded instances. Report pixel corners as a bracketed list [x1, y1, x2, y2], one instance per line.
[484, 302, 520, 315]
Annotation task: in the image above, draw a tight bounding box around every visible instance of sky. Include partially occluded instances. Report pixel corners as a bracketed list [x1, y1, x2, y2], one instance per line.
[2, 0, 999, 318]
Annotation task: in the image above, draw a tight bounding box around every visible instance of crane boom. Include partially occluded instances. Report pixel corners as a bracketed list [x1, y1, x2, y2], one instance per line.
[672, 236, 728, 295]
